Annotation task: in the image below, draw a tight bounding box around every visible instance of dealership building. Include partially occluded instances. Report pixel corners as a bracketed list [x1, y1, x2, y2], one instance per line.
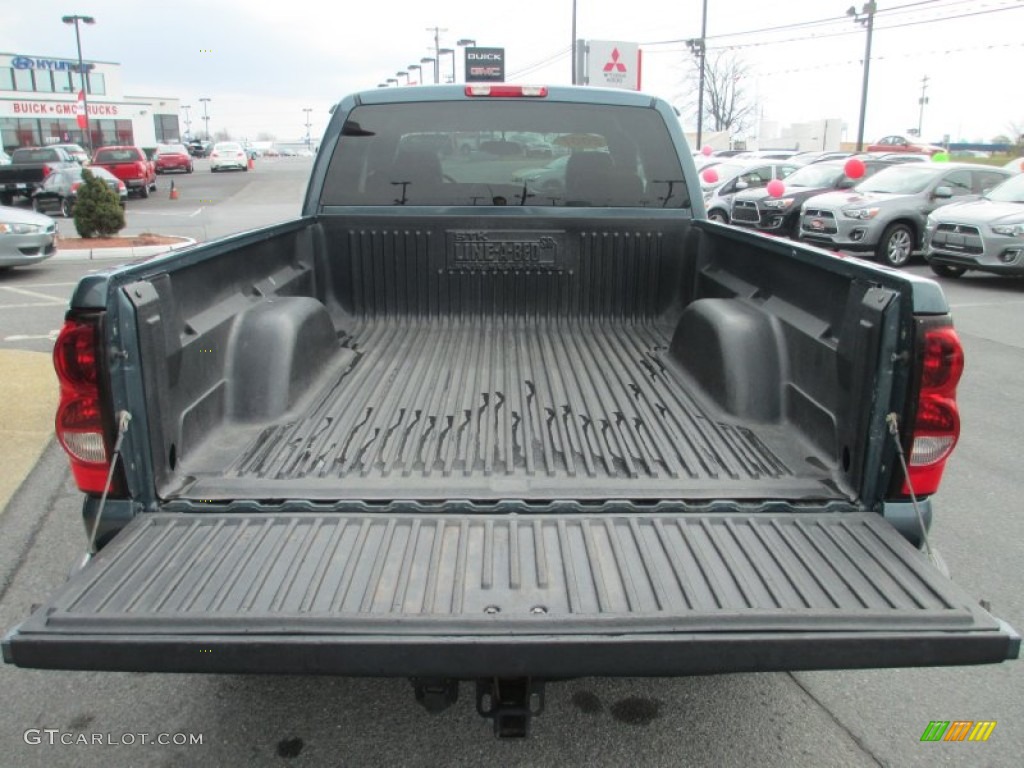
[1, 52, 180, 153]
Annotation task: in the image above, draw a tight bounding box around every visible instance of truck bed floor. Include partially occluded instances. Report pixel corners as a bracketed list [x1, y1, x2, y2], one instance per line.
[182, 318, 841, 501]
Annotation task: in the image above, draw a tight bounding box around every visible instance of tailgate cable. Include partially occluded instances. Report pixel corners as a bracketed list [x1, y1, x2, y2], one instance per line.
[885, 412, 932, 557]
[88, 410, 132, 554]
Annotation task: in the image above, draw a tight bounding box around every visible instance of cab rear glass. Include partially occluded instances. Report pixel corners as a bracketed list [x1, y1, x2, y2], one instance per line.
[320, 100, 689, 208]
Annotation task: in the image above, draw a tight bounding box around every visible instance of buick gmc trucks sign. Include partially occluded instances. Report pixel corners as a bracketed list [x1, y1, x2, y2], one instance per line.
[464, 47, 505, 82]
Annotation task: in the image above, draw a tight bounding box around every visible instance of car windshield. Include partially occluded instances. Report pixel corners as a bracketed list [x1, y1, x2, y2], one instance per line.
[700, 162, 747, 188]
[11, 149, 58, 163]
[780, 164, 845, 188]
[985, 173, 1024, 203]
[856, 165, 939, 194]
[94, 149, 139, 163]
[321, 100, 688, 208]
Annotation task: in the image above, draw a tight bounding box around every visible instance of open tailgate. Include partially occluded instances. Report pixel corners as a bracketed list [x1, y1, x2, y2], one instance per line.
[4, 510, 1018, 676]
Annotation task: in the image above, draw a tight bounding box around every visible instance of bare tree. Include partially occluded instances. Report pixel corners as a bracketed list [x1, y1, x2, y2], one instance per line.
[212, 128, 233, 142]
[678, 51, 756, 136]
[256, 131, 277, 142]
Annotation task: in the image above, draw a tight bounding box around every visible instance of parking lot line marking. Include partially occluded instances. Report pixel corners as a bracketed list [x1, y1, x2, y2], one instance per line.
[3, 331, 59, 342]
[13, 282, 78, 289]
[132, 209, 203, 217]
[0, 302, 68, 310]
[0, 286, 67, 304]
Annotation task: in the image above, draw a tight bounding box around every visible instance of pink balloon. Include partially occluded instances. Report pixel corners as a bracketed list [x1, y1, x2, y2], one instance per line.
[701, 145, 713, 156]
[766, 179, 785, 198]
[844, 157, 866, 179]
[702, 167, 719, 184]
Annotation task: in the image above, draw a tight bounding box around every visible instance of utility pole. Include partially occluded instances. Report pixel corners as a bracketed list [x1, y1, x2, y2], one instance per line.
[849, 2, 877, 152]
[571, 0, 578, 84]
[426, 26, 447, 84]
[695, 0, 708, 150]
[917, 75, 929, 138]
[62, 15, 95, 153]
[181, 104, 192, 140]
[199, 97, 211, 140]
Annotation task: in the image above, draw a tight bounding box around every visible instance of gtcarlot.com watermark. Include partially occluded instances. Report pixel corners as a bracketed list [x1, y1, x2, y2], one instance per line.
[24, 729, 203, 746]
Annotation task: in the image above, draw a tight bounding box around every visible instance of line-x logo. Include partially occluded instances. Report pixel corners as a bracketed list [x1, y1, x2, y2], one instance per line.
[920, 720, 997, 742]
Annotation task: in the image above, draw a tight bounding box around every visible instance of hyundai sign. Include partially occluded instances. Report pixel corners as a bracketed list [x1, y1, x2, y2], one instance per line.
[464, 47, 505, 83]
[10, 55, 94, 73]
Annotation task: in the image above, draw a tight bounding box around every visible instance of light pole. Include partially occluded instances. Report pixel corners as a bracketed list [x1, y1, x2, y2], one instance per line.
[303, 108, 312, 151]
[386, 77, 399, 87]
[62, 14, 95, 152]
[849, 2, 877, 152]
[408, 64, 422, 85]
[457, 39, 475, 83]
[420, 57, 436, 84]
[181, 104, 192, 141]
[439, 48, 455, 83]
[199, 97, 211, 140]
[396, 71, 409, 85]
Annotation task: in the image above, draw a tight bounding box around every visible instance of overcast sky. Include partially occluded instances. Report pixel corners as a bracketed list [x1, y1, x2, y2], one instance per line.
[2, 0, 1021, 144]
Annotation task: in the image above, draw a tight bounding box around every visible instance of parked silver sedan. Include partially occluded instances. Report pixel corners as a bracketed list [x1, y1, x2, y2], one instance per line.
[0, 205, 57, 268]
[924, 172, 1024, 278]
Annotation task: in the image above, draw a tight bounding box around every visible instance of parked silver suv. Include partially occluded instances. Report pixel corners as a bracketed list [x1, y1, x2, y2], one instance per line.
[799, 163, 1011, 266]
[924, 172, 1024, 278]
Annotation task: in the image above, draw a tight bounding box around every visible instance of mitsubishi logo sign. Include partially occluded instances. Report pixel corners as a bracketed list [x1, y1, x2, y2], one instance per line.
[603, 48, 627, 74]
[584, 41, 641, 90]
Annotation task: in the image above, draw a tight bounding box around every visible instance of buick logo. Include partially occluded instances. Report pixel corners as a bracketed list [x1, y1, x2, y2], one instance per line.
[11, 56, 32, 70]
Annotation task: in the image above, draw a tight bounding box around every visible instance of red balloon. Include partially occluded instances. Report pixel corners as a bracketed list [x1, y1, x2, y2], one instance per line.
[702, 167, 719, 184]
[844, 157, 866, 179]
[766, 179, 785, 198]
[701, 144, 713, 156]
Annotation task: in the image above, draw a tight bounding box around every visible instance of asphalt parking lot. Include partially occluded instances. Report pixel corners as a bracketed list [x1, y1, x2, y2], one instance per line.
[0, 160, 1021, 766]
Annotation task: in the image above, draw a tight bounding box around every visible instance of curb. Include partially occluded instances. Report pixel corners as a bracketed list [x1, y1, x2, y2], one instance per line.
[52, 237, 197, 262]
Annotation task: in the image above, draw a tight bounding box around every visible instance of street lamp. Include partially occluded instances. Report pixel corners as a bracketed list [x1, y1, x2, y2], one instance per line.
[62, 14, 95, 152]
[181, 104, 192, 141]
[199, 97, 211, 140]
[848, 2, 877, 152]
[396, 70, 409, 85]
[420, 57, 436, 84]
[457, 39, 476, 84]
[407, 64, 422, 85]
[303, 107, 312, 151]
[386, 77, 399, 86]
[439, 48, 455, 83]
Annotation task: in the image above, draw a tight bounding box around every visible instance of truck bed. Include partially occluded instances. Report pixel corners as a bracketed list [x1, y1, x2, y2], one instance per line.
[121, 212, 903, 504]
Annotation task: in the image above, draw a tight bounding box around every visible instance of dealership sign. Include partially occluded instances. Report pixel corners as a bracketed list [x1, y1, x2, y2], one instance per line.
[4, 100, 119, 117]
[464, 47, 505, 83]
[584, 41, 641, 90]
[10, 55, 94, 73]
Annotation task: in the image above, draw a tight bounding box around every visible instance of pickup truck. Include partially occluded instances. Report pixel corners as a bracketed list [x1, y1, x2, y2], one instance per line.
[89, 145, 158, 198]
[0, 146, 78, 206]
[3, 85, 1018, 736]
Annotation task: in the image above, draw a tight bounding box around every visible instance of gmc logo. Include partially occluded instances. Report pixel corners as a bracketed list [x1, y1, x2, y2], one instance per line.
[468, 53, 503, 61]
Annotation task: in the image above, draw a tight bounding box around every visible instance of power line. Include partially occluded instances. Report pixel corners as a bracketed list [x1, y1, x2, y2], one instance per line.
[506, 45, 572, 79]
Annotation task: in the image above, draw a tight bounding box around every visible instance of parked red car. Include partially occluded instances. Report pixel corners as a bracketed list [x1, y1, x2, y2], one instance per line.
[866, 134, 944, 156]
[90, 146, 157, 198]
[154, 143, 194, 174]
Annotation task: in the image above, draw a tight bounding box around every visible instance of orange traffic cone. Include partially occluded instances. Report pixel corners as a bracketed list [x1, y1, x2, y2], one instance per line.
[247, 156, 255, 170]
[169, 180, 179, 200]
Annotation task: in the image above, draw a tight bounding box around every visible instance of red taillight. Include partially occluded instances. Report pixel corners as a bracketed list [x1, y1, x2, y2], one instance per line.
[903, 325, 963, 496]
[71, 181, 82, 193]
[42, 165, 52, 179]
[465, 85, 548, 97]
[54, 316, 118, 495]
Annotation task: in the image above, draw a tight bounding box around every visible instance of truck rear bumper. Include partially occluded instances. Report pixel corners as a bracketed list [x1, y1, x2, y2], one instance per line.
[4, 510, 1019, 675]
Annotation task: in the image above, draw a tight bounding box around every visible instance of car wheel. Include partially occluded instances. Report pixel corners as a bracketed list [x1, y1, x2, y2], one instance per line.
[60, 198, 73, 218]
[929, 263, 967, 278]
[31, 197, 43, 213]
[0, 193, 12, 207]
[708, 210, 728, 224]
[877, 222, 914, 267]
[187, 165, 193, 174]
[140, 183, 150, 199]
